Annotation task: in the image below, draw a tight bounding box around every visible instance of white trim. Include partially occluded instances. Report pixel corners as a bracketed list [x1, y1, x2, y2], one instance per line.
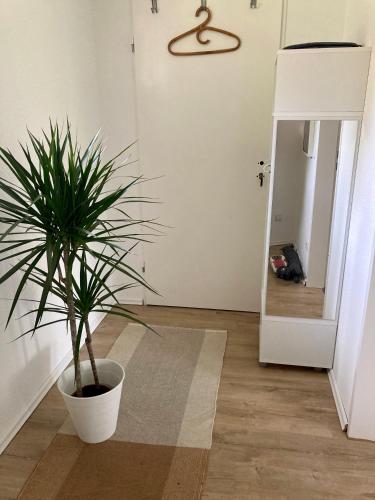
[328, 369, 348, 431]
[261, 119, 278, 318]
[263, 314, 337, 327]
[117, 297, 143, 306]
[269, 240, 292, 247]
[277, 47, 372, 56]
[0, 311, 107, 454]
[280, 0, 288, 49]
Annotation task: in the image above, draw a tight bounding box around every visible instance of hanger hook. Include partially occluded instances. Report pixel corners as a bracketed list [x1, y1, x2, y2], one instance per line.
[195, 7, 212, 45]
[201, 0, 207, 8]
[151, 0, 158, 14]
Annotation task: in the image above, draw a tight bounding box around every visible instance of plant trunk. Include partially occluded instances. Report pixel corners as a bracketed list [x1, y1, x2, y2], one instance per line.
[63, 246, 83, 397]
[57, 263, 64, 284]
[84, 318, 100, 388]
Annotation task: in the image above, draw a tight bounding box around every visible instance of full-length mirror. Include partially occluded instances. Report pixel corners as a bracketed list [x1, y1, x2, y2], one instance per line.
[265, 120, 359, 321]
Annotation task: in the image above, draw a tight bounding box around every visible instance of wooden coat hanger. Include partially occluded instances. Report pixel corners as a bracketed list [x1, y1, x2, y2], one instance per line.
[168, 5, 241, 56]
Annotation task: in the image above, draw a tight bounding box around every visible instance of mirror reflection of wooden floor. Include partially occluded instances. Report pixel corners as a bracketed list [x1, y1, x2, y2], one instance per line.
[266, 246, 325, 319]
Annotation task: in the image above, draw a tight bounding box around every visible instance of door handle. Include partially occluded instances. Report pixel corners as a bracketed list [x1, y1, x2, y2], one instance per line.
[257, 160, 271, 187]
[257, 172, 265, 187]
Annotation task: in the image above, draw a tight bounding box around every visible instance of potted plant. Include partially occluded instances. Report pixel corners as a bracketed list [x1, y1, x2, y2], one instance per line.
[0, 122, 157, 443]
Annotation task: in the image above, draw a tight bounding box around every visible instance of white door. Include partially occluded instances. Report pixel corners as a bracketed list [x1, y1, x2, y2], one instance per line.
[132, 0, 283, 311]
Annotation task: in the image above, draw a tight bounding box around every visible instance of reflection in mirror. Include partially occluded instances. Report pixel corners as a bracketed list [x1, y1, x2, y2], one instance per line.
[266, 120, 359, 321]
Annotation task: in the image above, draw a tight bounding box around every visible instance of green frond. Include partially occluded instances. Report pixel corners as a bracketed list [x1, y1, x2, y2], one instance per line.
[0, 120, 159, 376]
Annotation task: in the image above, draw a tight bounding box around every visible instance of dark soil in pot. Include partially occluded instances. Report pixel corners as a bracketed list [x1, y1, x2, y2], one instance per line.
[72, 384, 111, 398]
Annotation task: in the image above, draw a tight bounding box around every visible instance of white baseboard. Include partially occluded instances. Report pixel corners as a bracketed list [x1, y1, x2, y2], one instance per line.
[328, 369, 348, 431]
[0, 311, 107, 455]
[269, 240, 292, 247]
[117, 297, 144, 306]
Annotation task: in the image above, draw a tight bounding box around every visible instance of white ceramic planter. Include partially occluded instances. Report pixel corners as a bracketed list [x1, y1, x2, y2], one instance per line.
[58, 359, 125, 444]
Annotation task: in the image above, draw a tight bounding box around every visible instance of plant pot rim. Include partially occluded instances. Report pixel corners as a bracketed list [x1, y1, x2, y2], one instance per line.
[58, 358, 125, 402]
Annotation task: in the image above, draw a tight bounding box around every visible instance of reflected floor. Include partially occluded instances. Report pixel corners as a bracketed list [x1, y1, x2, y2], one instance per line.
[266, 246, 324, 319]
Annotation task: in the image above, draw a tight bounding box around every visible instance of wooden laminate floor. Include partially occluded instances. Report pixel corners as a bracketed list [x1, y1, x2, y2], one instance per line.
[1, 306, 375, 499]
[266, 246, 325, 319]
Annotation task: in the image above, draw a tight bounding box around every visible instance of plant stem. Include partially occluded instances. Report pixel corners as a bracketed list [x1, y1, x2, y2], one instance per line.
[57, 263, 64, 284]
[84, 317, 100, 388]
[63, 245, 83, 397]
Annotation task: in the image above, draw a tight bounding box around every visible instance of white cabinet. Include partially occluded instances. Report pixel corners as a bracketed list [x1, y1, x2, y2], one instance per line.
[260, 47, 371, 368]
[274, 48, 371, 118]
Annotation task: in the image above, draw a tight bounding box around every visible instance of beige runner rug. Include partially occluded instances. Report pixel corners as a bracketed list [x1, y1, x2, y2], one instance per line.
[20, 324, 227, 500]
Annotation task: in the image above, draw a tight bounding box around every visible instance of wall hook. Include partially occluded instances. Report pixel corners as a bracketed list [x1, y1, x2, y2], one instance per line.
[151, 0, 158, 14]
[250, 0, 258, 8]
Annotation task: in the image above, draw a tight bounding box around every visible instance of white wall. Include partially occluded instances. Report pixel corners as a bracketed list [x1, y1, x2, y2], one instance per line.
[92, 0, 143, 305]
[92, 0, 137, 161]
[284, 0, 348, 47]
[332, 0, 375, 440]
[307, 121, 339, 288]
[271, 121, 305, 246]
[0, 0, 137, 452]
[349, 246, 375, 439]
[295, 123, 319, 279]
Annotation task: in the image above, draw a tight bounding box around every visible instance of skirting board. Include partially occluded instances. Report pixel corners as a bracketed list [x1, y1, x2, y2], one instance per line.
[328, 369, 348, 431]
[269, 240, 294, 247]
[117, 296, 144, 306]
[0, 311, 107, 455]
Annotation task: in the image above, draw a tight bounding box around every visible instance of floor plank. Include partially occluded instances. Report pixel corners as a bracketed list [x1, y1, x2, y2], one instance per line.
[2, 305, 375, 500]
[0, 455, 37, 500]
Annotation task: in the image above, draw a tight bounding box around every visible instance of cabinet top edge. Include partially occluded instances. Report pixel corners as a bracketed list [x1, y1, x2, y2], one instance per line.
[277, 47, 372, 56]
